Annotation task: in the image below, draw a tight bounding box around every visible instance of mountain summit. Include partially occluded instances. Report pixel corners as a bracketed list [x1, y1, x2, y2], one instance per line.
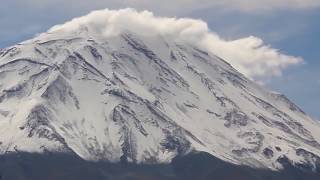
[0, 9, 319, 175]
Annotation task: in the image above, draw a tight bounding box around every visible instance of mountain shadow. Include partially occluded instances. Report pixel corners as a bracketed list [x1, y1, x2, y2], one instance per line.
[0, 151, 319, 180]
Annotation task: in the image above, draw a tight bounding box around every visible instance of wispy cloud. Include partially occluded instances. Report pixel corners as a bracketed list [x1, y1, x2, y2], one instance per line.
[47, 8, 303, 80]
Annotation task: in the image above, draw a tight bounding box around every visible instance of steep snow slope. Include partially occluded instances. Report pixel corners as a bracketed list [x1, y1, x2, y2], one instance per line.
[0, 23, 320, 172]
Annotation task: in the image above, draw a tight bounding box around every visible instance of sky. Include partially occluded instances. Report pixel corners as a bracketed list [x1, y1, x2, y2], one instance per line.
[0, 0, 319, 119]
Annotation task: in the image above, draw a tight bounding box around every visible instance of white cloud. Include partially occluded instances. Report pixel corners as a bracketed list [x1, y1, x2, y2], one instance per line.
[48, 8, 302, 80]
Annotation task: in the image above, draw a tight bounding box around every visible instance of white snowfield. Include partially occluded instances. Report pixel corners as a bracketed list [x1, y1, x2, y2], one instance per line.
[0, 17, 320, 171]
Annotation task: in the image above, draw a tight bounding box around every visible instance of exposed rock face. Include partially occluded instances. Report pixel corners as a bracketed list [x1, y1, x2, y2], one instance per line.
[0, 25, 319, 173]
[263, 148, 274, 159]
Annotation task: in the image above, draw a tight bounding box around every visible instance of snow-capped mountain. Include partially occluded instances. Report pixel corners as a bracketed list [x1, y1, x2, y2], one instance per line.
[0, 13, 320, 173]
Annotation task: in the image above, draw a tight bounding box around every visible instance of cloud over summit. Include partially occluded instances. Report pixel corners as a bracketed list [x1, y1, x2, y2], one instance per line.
[48, 8, 303, 80]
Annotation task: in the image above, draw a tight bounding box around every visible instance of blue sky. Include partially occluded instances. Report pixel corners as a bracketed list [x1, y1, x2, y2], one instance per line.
[0, 1, 319, 119]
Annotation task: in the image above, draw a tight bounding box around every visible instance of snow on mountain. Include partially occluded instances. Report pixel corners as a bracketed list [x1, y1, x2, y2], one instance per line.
[0, 9, 320, 172]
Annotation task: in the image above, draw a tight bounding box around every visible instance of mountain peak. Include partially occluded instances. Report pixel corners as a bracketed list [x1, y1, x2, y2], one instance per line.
[0, 9, 319, 173]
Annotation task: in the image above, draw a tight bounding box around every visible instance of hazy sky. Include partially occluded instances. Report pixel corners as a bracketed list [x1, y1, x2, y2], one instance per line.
[0, 0, 319, 119]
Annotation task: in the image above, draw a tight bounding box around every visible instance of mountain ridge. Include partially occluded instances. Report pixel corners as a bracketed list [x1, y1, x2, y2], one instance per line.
[0, 24, 319, 174]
